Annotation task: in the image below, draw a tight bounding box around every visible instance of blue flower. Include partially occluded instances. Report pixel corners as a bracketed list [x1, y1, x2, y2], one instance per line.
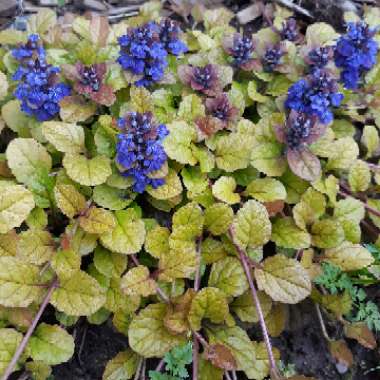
[116, 112, 169, 193]
[307, 46, 333, 70]
[262, 44, 284, 72]
[334, 22, 378, 89]
[12, 34, 70, 121]
[285, 69, 343, 124]
[280, 18, 301, 42]
[118, 20, 187, 87]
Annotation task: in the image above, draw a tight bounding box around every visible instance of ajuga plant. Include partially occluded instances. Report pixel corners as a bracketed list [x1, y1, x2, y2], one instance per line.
[0, 3, 380, 380]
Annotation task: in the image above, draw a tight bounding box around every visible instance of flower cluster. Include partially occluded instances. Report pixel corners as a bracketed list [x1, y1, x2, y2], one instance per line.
[334, 22, 378, 89]
[205, 93, 238, 123]
[118, 20, 187, 87]
[306, 46, 334, 70]
[223, 33, 256, 70]
[262, 44, 284, 72]
[285, 68, 344, 124]
[178, 64, 222, 96]
[116, 112, 169, 193]
[280, 18, 301, 42]
[12, 34, 70, 121]
[285, 112, 315, 150]
[63, 63, 116, 106]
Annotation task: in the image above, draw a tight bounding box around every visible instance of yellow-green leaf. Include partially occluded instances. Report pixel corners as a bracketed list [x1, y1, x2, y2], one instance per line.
[54, 184, 87, 218]
[6, 138, 52, 185]
[212, 176, 240, 205]
[51, 249, 81, 280]
[204, 203, 233, 236]
[102, 350, 139, 380]
[324, 242, 374, 271]
[51, 271, 106, 316]
[255, 255, 311, 304]
[231, 200, 271, 249]
[28, 323, 74, 365]
[146, 169, 183, 200]
[348, 160, 371, 193]
[0, 257, 42, 307]
[129, 303, 186, 358]
[0, 328, 23, 375]
[159, 250, 198, 282]
[189, 287, 230, 331]
[121, 265, 156, 297]
[144, 226, 170, 259]
[42, 121, 85, 153]
[311, 219, 344, 249]
[245, 178, 286, 202]
[208, 257, 248, 297]
[271, 217, 311, 249]
[100, 210, 145, 255]
[79, 207, 116, 234]
[0, 183, 35, 234]
[17, 229, 55, 265]
[63, 154, 112, 186]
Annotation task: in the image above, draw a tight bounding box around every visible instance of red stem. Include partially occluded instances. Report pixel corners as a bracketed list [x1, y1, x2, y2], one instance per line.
[229, 230, 279, 377]
[192, 336, 199, 380]
[1, 279, 58, 380]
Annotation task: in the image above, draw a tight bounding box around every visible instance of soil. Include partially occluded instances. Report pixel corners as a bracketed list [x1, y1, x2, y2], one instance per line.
[4, 1, 380, 379]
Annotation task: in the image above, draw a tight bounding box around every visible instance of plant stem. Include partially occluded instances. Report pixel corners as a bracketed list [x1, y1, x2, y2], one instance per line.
[194, 236, 202, 292]
[225, 372, 233, 380]
[1, 279, 58, 380]
[133, 358, 143, 380]
[192, 335, 199, 380]
[193, 331, 208, 348]
[155, 359, 165, 372]
[315, 303, 332, 342]
[229, 230, 279, 378]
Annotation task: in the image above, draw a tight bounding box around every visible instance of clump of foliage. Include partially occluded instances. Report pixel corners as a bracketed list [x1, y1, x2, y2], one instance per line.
[0, 2, 379, 380]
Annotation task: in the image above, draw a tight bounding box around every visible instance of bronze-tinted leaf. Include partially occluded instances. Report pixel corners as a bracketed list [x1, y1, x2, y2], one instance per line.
[287, 148, 321, 181]
[203, 343, 237, 371]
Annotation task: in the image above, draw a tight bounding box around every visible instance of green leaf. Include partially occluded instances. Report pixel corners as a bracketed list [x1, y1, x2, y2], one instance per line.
[255, 255, 311, 304]
[94, 246, 127, 278]
[51, 249, 81, 280]
[93, 184, 132, 211]
[208, 257, 248, 297]
[245, 178, 286, 202]
[199, 358, 223, 380]
[188, 287, 231, 331]
[145, 226, 170, 259]
[204, 203, 233, 236]
[42, 121, 85, 153]
[231, 200, 271, 249]
[79, 207, 116, 234]
[1, 100, 31, 136]
[311, 219, 345, 249]
[54, 184, 86, 218]
[177, 94, 205, 123]
[100, 210, 145, 255]
[0, 231, 18, 257]
[231, 290, 272, 323]
[247, 81, 269, 103]
[26, 207, 48, 230]
[251, 141, 286, 177]
[103, 350, 139, 380]
[0, 257, 42, 307]
[0, 328, 23, 375]
[121, 265, 156, 297]
[63, 154, 112, 187]
[0, 183, 35, 234]
[129, 303, 186, 358]
[201, 237, 227, 264]
[59, 95, 96, 123]
[66, 225, 98, 256]
[28, 323, 74, 365]
[162, 122, 197, 165]
[27, 8, 57, 34]
[324, 242, 375, 271]
[6, 138, 52, 185]
[25, 361, 52, 380]
[17, 229, 54, 265]
[181, 166, 208, 195]
[212, 176, 240, 205]
[147, 169, 183, 200]
[271, 217, 311, 249]
[51, 271, 106, 316]
[348, 160, 371, 193]
[287, 148, 321, 182]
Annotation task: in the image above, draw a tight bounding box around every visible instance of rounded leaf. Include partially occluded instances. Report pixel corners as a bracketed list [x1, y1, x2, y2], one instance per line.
[255, 255, 311, 304]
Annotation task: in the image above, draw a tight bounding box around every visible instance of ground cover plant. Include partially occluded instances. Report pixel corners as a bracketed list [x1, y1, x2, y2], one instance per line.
[0, 2, 379, 379]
